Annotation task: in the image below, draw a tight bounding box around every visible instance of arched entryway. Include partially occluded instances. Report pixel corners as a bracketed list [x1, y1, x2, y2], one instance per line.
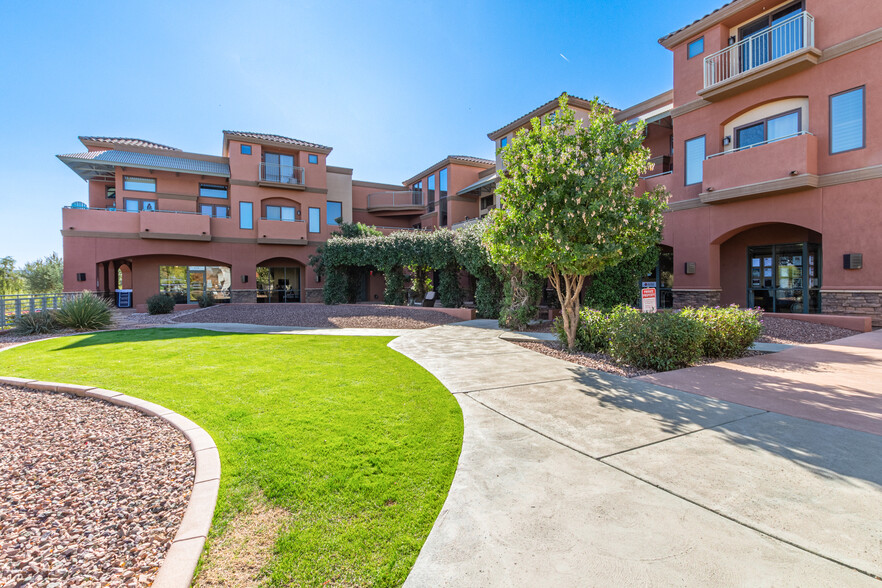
[718, 223, 822, 313]
[257, 258, 305, 303]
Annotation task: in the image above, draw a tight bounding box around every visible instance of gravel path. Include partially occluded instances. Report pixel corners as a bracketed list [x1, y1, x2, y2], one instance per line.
[171, 303, 460, 330]
[756, 316, 860, 344]
[0, 385, 194, 586]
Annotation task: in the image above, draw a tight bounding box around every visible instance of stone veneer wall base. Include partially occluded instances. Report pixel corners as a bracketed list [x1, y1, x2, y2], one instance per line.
[821, 291, 882, 327]
[231, 289, 257, 304]
[305, 288, 323, 303]
[672, 290, 722, 309]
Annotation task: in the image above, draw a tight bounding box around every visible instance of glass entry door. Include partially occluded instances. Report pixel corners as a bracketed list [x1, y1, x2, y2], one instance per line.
[257, 267, 301, 303]
[748, 243, 820, 313]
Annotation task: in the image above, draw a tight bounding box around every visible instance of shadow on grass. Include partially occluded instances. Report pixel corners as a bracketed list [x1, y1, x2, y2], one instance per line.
[54, 327, 231, 350]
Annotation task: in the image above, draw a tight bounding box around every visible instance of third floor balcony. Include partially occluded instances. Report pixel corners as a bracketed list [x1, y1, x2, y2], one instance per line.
[700, 11, 820, 101]
[366, 190, 425, 215]
[259, 162, 306, 189]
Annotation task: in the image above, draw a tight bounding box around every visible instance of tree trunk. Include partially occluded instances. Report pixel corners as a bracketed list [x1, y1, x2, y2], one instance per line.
[549, 267, 585, 351]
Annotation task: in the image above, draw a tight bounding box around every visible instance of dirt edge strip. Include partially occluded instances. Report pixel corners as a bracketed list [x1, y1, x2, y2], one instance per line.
[0, 375, 220, 588]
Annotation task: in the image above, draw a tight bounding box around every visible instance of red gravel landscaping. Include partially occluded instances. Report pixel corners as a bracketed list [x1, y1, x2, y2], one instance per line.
[0, 385, 194, 586]
[170, 303, 462, 330]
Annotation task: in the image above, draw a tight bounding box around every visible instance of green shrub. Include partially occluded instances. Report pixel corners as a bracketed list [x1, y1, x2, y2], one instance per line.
[553, 304, 639, 353]
[55, 292, 114, 331]
[198, 291, 216, 308]
[146, 294, 176, 315]
[13, 310, 59, 334]
[681, 305, 762, 358]
[383, 267, 407, 306]
[437, 266, 464, 308]
[609, 311, 705, 371]
[584, 246, 660, 309]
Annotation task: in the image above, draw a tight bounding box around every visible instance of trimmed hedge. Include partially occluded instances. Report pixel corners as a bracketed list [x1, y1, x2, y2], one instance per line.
[553, 304, 762, 371]
[681, 305, 763, 358]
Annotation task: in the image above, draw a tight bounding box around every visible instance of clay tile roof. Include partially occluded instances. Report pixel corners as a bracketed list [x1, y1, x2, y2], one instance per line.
[448, 155, 495, 166]
[78, 136, 181, 151]
[487, 93, 617, 140]
[658, 0, 738, 44]
[223, 130, 331, 151]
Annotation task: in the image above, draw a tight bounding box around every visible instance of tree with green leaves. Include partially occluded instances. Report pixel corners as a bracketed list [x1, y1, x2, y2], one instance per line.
[20, 252, 63, 294]
[485, 94, 668, 350]
[0, 256, 24, 295]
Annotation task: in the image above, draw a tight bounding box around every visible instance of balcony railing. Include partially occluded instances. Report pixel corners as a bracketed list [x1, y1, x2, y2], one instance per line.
[259, 162, 305, 186]
[704, 12, 814, 88]
[366, 190, 424, 210]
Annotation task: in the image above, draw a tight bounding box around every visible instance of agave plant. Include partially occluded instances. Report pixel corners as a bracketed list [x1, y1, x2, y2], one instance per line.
[55, 291, 114, 331]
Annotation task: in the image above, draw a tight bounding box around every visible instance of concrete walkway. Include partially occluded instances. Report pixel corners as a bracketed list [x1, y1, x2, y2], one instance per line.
[390, 321, 882, 586]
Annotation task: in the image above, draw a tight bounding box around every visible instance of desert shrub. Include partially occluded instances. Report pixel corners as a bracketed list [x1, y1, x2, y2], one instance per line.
[55, 292, 114, 331]
[609, 311, 704, 371]
[146, 294, 176, 315]
[553, 304, 639, 353]
[198, 291, 216, 308]
[13, 310, 59, 334]
[681, 305, 762, 358]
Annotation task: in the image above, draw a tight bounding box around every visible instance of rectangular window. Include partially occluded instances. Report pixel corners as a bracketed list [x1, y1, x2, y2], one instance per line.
[123, 198, 156, 212]
[123, 176, 156, 193]
[263, 152, 300, 184]
[239, 202, 253, 229]
[308, 207, 320, 233]
[200, 204, 229, 218]
[439, 168, 448, 226]
[308, 154, 319, 164]
[199, 184, 228, 198]
[685, 136, 706, 186]
[240, 144, 252, 155]
[161, 265, 231, 304]
[266, 205, 296, 221]
[327, 201, 342, 225]
[105, 186, 116, 200]
[427, 174, 436, 213]
[687, 37, 704, 59]
[735, 109, 801, 149]
[500, 137, 508, 148]
[830, 87, 865, 154]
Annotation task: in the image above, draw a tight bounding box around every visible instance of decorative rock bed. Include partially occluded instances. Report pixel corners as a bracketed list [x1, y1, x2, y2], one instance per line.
[0, 381, 218, 587]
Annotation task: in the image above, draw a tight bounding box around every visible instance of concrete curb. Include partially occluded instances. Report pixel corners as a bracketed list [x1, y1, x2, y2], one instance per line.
[0, 375, 219, 588]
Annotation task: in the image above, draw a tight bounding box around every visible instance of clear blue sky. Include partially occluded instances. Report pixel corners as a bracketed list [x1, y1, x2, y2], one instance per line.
[0, 0, 724, 265]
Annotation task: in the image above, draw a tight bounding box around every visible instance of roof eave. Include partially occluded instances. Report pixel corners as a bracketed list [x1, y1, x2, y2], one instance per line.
[222, 132, 333, 155]
[57, 154, 231, 181]
[659, 0, 761, 49]
[487, 95, 611, 140]
[402, 157, 494, 187]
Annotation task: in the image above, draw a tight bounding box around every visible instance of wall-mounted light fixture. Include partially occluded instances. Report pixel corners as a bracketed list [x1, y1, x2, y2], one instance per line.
[844, 253, 863, 270]
[684, 262, 696, 275]
[722, 136, 732, 146]
[241, 275, 249, 283]
[76, 273, 87, 282]
[789, 170, 799, 176]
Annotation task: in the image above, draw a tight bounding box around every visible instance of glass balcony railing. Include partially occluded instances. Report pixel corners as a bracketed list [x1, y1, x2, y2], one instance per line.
[260, 162, 305, 185]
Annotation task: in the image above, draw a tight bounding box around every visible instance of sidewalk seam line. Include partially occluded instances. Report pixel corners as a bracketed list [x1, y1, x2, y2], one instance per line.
[451, 377, 574, 395]
[460, 393, 881, 581]
[595, 410, 769, 460]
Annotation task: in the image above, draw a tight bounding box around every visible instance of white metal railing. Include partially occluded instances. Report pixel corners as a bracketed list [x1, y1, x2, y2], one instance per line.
[704, 12, 814, 88]
[0, 293, 77, 330]
[706, 131, 812, 159]
[260, 217, 305, 222]
[260, 162, 305, 185]
[366, 190, 424, 209]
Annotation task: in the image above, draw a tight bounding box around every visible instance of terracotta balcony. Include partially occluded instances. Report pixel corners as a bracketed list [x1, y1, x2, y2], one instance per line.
[636, 171, 675, 197]
[256, 218, 307, 245]
[366, 190, 425, 215]
[700, 12, 820, 102]
[139, 210, 211, 241]
[62, 207, 140, 235]
[700, 133, 818, 204]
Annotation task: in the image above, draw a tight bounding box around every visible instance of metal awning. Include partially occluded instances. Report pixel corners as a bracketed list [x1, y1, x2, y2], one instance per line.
[456, 172, 498, 196]
[57, 150, 231, 181]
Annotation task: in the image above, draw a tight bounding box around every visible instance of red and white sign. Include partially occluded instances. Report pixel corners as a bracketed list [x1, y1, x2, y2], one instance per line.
[641, 288, 657, 313]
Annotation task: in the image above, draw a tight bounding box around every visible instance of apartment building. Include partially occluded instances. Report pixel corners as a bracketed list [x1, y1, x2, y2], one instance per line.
[58, 134, 495, 309]
[657, 0, 882, 321]
[59, 133, 357, 309]
[58, 0, 882, 322]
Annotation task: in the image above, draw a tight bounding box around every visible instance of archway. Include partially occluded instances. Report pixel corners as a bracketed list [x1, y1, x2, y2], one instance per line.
[718, 223, 821, 313]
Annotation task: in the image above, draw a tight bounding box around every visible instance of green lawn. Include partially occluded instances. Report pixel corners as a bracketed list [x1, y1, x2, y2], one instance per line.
[0, 328, 463, 586]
